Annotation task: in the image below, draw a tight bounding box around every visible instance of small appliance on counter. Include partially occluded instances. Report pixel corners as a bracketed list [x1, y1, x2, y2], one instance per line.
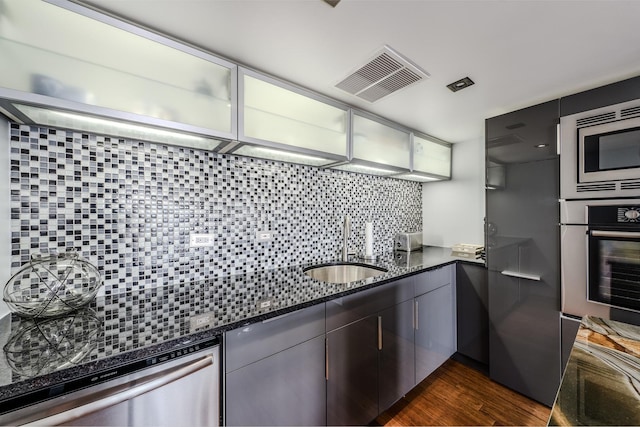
[394, 232, 422, 252]
[393, 250, 424, 268]
[451, 243, 484, 260]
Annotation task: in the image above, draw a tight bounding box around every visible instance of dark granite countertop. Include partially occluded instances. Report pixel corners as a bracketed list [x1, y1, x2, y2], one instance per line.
[0, 246, 482, 413]
[549, 316, 640, 426]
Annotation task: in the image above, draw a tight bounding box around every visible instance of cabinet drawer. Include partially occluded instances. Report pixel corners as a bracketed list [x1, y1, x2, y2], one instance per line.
[225, 303, 325, 372]
[326, 277, 414, 332]
[414, 265, 454, 296]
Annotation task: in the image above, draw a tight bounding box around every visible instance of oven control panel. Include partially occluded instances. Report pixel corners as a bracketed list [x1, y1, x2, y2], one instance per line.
[588, 205, 640, 224]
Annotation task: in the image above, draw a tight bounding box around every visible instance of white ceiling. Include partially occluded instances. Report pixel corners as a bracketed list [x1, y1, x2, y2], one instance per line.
[78, 0, 640, 144]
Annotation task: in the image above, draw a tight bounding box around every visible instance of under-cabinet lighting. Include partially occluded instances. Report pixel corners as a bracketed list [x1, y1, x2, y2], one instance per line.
[232, 145, 335, 167]
[394, 173, 441, 182]
[13, 104, 221, 150]
[330, 163, 397, 176]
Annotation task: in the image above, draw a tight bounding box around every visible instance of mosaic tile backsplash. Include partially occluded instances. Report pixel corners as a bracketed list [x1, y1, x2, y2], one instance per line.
[9, 123, 422, 294]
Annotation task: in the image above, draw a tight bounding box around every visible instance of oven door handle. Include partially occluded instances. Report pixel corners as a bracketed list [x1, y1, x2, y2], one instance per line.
[590, 230, 640, 239]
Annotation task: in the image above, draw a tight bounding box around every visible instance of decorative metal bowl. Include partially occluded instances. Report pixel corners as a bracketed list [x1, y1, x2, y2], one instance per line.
[3, 308, 102, 378]
[3, 252, 103, 318]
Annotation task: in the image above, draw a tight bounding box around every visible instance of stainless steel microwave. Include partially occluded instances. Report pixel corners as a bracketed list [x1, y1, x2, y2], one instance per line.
[561, 98, 640, 199]
[579, 116, 640, 183]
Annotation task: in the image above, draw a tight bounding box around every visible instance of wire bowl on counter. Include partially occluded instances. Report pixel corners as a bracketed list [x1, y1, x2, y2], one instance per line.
[3, 308, 102, 378]
[3, 252, 103, 318]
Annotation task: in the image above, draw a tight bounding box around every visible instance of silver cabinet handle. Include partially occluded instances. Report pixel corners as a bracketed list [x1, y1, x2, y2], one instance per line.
[414, 300, 419, 331]
[591, 230, 640, 239]
[325, 338, 329, 381]
[500, 270, 541, 281]
[377, 316, 383, 351]
[24, 355, 214, 426]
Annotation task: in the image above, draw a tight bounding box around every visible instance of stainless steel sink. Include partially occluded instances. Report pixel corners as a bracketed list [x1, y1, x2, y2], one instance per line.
[303, 262, 388, 284]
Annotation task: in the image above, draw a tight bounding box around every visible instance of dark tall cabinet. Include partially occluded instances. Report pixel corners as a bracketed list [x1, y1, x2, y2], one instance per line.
[485, 100, 561, 407]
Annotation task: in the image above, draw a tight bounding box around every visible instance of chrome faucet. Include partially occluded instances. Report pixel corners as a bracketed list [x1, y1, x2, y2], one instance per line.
[342, 215, 351, 261]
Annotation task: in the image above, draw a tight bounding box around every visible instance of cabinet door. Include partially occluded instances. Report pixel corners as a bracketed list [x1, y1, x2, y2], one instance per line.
[225, 335, 326, 426]
[413, 134, 452, 179]
[327, 316, 378, 426]
[237, 68, 348, 165]
[379, 299, 415, 411]
[415, 283, 455, 383]
[456, 263, 489, 365]
[0, 0, 236, 139]
[351, 111, 411, 170]
[488, 271, 560, 407]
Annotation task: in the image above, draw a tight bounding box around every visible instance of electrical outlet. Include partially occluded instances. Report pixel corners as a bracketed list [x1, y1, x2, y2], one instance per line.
[190, 312, 215, 330]
[256, 231, 274, 242]
[257, 297, 274, 309]
[190, 233, 215, 247]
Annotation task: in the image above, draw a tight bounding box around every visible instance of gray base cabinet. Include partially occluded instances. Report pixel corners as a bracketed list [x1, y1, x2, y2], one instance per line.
[326, 316, 379, 426]
[226, 335, 326, 426]
[224, 304, 326, 426]
[379, 299, 416, 411]
[414, 267, 456, 383]
[325, 276, 415, 426]
[455, 263, 489, 365]
[224, 266, 458, 427]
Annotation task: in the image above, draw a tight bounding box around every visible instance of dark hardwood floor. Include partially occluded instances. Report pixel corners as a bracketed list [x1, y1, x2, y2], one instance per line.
[376, 358, 551, 426]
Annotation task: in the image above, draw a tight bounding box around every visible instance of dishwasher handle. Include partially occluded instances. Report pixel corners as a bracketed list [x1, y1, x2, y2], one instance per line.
[23, 355, 214, 427]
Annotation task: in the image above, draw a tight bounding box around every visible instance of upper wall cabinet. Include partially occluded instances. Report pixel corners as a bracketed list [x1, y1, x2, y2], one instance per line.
[411, 133, 452, 180]
[230, 68, 349, 166]
[331, 110, 411, 176]
[0, 0, 237, 143]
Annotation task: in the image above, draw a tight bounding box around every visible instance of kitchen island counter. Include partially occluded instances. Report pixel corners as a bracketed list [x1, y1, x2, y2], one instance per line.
[549, 316, 640, 426]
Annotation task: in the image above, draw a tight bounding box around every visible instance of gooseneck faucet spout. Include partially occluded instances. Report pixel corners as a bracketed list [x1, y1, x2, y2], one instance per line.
[342, 215, 351, 261]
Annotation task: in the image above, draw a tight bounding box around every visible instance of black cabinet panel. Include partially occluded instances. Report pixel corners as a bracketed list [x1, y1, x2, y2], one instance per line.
[456, 263, 488, 365]
[486, 99, 561, 407]
[560, 74, 640, 117]
[327, 317, 378, 426]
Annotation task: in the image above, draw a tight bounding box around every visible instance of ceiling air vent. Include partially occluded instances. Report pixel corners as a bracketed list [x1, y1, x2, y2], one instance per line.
[335, 45, 429, 103]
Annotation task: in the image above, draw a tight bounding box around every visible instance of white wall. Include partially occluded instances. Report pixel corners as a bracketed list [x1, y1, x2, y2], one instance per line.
[0, 120, 10, 319]
[422, 137, 485, 248]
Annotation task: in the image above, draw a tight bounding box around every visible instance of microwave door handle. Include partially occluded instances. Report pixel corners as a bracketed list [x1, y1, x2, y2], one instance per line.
[590, 230, 640, 239]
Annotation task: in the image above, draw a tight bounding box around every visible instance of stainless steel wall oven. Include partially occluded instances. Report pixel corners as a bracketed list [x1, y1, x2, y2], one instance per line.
[587, 205, 640, 311]
[561, 199, 640, 324]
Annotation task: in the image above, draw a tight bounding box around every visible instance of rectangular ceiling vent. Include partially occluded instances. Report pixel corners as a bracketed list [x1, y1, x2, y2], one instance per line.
[335, 45, 429, 103]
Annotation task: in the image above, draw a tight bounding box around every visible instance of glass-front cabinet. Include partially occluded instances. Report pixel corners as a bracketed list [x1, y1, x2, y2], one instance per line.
[0, 0, 236, 141]
[331, 111, 411, 176]
[0, 0, 452, 180]
[233, 68, 349, 166]
[412, 134, 452, 179]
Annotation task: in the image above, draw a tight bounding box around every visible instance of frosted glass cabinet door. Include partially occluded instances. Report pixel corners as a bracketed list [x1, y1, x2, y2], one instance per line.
[241, 70, 348, 158]
[352, 113, 411, 169]
[0, 0, 235, 137]
[413, 135, 452, 178]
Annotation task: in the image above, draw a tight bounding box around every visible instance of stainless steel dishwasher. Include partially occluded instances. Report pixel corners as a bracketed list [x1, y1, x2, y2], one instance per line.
[0, 337, 220, 427]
